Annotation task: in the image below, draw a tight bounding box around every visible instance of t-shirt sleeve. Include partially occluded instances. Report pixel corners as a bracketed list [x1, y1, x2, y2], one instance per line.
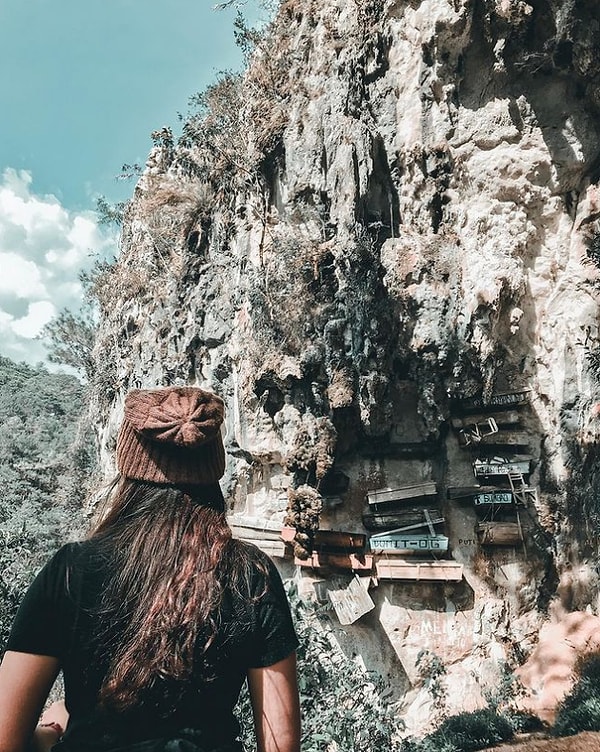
[5, 544, 74, 658]
[246, 552, 299, 668]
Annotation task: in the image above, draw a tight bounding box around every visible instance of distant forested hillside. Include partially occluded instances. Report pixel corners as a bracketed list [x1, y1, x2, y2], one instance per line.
[0, 356, 97, 650]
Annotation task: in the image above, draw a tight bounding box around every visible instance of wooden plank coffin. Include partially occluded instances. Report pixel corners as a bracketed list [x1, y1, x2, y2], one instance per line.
[451, 410, 521, 429]
[476, 522, 523, 545]
[327, 576, 375, 625]
[313, 530, 367, 553]
[362, 506, 443, 532]
[455, 389, 530, 413]
[370, 534, 449, 553]
[243, 539, 288, 558]
[231, 526, 282, 542]
[366, 483, 437, 506]
[375, 559, 463, 582]
[295, 552, 374, 572]
[473, 455, 531, 478]
[471, 432, 531, 449]
[229, 515, 283, 541]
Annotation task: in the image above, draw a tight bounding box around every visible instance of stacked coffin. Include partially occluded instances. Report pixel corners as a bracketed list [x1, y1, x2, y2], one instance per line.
[363, 483, 463, 582]
[450, 389, 534, 547]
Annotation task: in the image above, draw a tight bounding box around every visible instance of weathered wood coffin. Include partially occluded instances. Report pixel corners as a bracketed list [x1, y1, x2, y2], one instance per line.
[470, 432, 530, 449]
[366, 482, 437, 506]
[473, 455, 531, 478]
[243, 539, 288, 558]
[375, 559, 463, 582]
[229, 515, 283, 541]
[295, 551, 374, 572]
[476, 522, 523, 545]
[455, 389, 530, 412]
[451, 410, 521, 429]
[370, 533, 449, 553]
[313, 529, 367, 553]
[362, 506, 443, 532]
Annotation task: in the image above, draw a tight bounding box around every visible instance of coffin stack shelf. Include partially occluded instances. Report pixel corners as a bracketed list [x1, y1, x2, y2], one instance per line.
[449, 389, 537, 547]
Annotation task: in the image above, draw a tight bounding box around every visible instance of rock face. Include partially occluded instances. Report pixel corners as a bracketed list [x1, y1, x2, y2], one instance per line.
[90, 0, 600, 728]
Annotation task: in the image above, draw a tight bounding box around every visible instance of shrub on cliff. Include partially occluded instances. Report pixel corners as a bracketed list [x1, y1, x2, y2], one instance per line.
[400, 708, 514, 752]
[553, 653, 600, 737]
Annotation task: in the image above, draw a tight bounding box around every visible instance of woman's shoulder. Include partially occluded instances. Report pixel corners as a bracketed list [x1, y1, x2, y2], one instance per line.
[45, 540, 103, 583]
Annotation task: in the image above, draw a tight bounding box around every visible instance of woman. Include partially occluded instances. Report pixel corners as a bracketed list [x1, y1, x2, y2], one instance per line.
[0, 387, 300, 752]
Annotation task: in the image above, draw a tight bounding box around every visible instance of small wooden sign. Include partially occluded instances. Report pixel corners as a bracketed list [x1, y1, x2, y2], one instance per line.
[370, 534, 449, 553]
[327, 576, 375, 625]
[367, 482, 437, 506]
[473, 491, 513, 506]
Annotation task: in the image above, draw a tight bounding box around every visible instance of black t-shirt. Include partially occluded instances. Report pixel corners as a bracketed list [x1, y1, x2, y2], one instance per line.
[6, 541, 298, 752]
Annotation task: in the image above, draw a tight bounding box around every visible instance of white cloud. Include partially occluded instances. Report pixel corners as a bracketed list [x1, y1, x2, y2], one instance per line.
[0, 168, 115, 365]
[0, 252, 48, 298]
[11, 300, 57, 338]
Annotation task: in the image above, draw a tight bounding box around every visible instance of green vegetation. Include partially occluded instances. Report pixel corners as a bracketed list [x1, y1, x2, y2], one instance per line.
[399, 709, 514, 752]
[0, 356, 95, 651]
[237, 586, 400, 751]
[553, 653, 600, 737]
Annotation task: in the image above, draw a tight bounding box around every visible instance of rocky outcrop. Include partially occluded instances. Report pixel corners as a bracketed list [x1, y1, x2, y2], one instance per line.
[90, 0, 600, 726]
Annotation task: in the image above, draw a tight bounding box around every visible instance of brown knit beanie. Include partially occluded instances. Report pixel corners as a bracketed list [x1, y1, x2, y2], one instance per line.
[116, 386, 226, 486]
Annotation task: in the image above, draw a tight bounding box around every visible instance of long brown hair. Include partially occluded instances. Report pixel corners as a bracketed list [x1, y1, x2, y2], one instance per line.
[88, 477, 255, 712]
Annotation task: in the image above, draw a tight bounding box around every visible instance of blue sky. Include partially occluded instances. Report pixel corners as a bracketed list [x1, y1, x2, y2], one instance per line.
[0, 0, 261, 364]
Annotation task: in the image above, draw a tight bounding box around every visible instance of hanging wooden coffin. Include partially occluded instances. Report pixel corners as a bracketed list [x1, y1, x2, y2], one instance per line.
[229, 515, 283, 541]
[476, 522, 523, 545]
[243, 539, 288, 558]
[366, 482, 437, 506]
[471, 432, 531, 450]
[456, 389, 530, 412]
[362, 506, 443, 532]
[473, 455, 531, 478]
[451, 410, 521, 429]
[313, 530, 367, 553]
[370, 533, 449, 553]
[375, 559, 463, 582]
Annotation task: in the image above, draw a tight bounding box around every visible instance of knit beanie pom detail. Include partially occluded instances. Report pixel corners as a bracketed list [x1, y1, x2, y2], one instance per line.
[117, 386, 226, 486]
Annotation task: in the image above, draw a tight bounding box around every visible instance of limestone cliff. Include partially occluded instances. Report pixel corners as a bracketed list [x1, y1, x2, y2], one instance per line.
[90, 0, 600, 729]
